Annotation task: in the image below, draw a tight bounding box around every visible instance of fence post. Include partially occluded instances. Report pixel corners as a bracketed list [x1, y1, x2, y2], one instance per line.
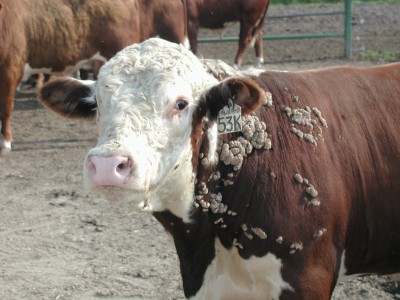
[344, 0, 352, 58]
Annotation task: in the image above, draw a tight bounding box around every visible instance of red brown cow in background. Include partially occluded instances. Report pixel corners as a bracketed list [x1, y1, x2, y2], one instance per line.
[186, 0, 270, 69]
[0, 0, 187, 154]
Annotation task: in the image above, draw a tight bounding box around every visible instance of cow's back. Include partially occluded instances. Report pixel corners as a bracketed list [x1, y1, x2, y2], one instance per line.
[22, 0, 140, 70]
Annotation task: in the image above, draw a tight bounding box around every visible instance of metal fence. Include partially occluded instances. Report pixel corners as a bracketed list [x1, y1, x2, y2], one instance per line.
[198, 0, 352, 58]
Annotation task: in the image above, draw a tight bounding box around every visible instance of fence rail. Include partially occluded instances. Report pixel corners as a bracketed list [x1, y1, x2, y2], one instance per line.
[198, 0, 352, 59]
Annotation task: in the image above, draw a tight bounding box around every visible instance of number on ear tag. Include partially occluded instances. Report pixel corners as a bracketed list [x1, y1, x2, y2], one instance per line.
[217, 99, 242, 134]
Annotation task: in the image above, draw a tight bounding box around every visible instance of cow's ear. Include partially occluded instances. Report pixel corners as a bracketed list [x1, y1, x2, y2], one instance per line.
[38, 77, 97, 119]
[203, 77, 265, 119]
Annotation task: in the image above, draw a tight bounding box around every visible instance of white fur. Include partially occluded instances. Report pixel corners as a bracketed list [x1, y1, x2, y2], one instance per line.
[182, 37, 191, 50]
[242, 67, 266, 77]
[22, 65, 52, 81]
[0, 139, 12, 154]
[85, 39, 219, 220]
[337, 251, 347, 280]
[206, 123, 219, 165]
[254, 57, 264, 69]
[22, 52, 107, 80]
[190, 239, 293, 300]
[337, 251, 360, 282]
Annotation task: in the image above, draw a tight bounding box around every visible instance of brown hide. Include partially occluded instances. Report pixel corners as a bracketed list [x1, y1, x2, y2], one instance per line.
[224, 63, 400, 297]
[186, 0, 269, 67]
[0, 0, 186, 153]
[36, 41, 400, 297]
[184, 63, 400, 298]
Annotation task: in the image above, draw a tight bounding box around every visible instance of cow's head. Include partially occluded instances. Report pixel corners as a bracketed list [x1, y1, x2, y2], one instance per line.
[39, 38, 265, 221]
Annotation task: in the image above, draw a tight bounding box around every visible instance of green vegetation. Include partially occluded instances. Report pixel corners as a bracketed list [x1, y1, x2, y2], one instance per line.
[271, 0, 399, 5]
[359, 50, 400, 62]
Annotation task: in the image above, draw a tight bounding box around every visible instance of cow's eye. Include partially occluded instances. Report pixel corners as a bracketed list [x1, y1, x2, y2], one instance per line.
[175, 99, 188, 110]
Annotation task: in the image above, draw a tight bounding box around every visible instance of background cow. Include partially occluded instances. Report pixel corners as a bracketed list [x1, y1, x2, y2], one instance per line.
[0, 0, 187, 154]
[39, 39, 400, 299]
[187, 0, 270, 69]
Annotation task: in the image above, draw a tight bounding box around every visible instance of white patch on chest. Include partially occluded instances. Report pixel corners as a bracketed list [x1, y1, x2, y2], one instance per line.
[191, 239, 293, 300]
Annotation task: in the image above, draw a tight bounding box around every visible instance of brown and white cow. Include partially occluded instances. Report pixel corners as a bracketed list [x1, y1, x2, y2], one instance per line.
[39, 38, 400, 299]
[0, 0, 187, 154]
[186, 0, 270, 69]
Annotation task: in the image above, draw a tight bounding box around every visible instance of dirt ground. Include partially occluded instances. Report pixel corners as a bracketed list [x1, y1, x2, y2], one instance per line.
[1, 3, 400, 300]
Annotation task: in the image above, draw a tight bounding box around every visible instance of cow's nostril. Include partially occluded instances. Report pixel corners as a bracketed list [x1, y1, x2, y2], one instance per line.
[118, 163, 129, 170]
[116, 158, 132, 177]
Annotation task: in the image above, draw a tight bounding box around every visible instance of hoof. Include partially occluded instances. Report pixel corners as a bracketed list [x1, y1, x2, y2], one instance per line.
[254, 57, 264, 69]
[0, 140, 12, 155]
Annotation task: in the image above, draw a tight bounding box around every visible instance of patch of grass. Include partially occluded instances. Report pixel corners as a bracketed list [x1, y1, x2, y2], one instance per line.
[360, 50, 400, 62]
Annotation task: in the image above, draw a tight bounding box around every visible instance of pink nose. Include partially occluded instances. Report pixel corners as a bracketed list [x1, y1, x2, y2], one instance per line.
[87, 155, 132, 187]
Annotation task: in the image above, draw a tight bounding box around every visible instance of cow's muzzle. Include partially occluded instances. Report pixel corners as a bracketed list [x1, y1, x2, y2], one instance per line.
[86, 155, 133, 187]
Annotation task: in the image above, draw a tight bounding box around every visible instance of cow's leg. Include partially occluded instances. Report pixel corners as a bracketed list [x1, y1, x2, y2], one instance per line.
[156, 1, 188, 48]
[254, 31, 264, 68]
[233, 21, 254, 69]
[187, 21, 199, 54]
[36, 73, 45, 88]
[280, 246, 338, 300]
[280, 267, 335, 300]
[0, 65, 23, 154]
[93, 60, 104, 79]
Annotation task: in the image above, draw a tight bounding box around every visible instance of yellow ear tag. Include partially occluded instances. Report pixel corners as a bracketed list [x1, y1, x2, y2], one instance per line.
[217, 98, 242, 134]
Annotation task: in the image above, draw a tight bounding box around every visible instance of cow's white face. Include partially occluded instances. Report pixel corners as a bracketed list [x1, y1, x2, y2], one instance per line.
[39, 38, 265, 221]
[85, 39, 219, 219]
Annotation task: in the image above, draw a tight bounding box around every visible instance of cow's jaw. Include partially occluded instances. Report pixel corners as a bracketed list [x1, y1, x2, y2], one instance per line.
[84, 135, 198, 219]
[146, 143, 196, 220]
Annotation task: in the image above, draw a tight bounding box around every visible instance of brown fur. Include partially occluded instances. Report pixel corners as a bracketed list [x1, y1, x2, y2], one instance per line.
[0, 0, 187, 151]
[183, 63, 400, 298]
[197, 63, 400, 298]
[38, 59, 400, 298]
[186, 0, 270, 66]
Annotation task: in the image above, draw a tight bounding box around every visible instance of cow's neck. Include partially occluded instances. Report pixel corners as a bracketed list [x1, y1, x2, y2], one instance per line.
[152, 115, 269, 297]
[152, 131, 255, 297]
[152, 157, 255, 298]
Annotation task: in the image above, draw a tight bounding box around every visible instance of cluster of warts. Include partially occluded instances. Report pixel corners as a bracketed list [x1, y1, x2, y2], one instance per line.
[220, 115, 272, 171]
[289, 242, 304, 254]
[193, 100, 327, 253]
[282, 104, 328, 146]
[194, 181, 210, 210]
[242, 115, 272, 150]
[293, 173, 321, 207]
[196, 114, 272, 209]
[241, 224, 268, 240]
[264, 92, 273, 107]
[313, 228, 327, 239]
